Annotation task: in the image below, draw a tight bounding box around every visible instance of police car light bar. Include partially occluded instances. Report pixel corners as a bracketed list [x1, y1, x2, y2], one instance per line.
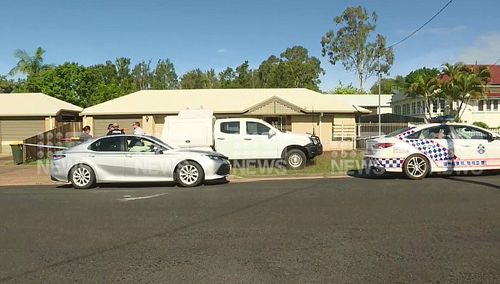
[430, 115, 455, 123]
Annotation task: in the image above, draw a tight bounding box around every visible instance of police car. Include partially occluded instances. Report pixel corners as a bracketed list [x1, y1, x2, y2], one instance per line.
[364, 119, 500, 179]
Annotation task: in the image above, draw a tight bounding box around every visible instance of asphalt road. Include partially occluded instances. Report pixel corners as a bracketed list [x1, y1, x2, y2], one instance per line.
[0, 174, 499, 283]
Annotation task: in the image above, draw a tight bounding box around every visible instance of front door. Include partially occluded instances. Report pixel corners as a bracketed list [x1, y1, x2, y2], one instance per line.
[450, 125, 500, 169]
[243, 121, 279, 159]
[124, 136, 174, 181]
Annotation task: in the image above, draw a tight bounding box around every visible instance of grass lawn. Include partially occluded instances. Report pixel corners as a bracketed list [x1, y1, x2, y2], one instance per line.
[230, 150, 365, 178]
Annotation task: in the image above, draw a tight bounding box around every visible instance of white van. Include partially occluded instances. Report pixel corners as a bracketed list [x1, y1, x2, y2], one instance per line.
[161, 110, 322, 169]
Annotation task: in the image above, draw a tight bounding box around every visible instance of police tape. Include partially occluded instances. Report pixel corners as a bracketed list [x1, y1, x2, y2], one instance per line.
[23, 143, 68, 150]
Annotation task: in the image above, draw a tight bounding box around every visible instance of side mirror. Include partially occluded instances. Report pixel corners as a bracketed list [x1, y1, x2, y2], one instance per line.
[268, 129, 276, 138]
[487, 133, 496, 142]
[153, 145, 164, 154]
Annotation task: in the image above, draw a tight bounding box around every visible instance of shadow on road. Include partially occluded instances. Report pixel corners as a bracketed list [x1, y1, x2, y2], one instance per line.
[55, 178, 229, 190]
[442, 175, 500, 190]
[346, 169, 406, 180]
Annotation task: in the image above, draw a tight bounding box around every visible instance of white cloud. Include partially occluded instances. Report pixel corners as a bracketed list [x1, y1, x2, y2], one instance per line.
[216, 48, 227, 53]
[457, 32, 500, 64]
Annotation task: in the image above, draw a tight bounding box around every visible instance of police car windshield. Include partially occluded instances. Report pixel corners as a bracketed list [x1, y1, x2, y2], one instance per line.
[385, 127, 416, 137]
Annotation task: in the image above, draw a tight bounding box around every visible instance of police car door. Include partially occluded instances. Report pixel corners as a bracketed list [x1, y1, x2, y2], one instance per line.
[451, 125, 500, 169]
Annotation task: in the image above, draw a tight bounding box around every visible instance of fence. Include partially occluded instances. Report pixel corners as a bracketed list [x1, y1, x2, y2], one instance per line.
[23, 122, 82, 162]
[356, 123, 411, 149]
[488, 128, 500, 135]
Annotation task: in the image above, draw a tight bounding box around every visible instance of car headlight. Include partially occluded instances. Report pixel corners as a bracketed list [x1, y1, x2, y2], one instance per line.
[207, 154, 226, 161]
[310, 136, 320, 145]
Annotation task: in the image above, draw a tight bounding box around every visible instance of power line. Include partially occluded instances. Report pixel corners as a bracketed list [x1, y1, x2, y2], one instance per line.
[389, 0, 454, 49]
[493, 57, 500, 65]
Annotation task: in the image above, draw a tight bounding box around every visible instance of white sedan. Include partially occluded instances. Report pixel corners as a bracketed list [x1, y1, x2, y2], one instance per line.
[364, 123, 500, 179]
[50, 135, 231, 189]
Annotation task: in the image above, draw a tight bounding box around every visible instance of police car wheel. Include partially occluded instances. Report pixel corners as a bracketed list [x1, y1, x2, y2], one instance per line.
[370, 167, 386, 177]
[403, 154, 429, 180]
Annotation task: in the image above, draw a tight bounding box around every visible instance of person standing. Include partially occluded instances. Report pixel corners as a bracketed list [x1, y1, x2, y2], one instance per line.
[80, 126, 93, 142]
[108, 123, 125, 135]
[132, 121, 145, 135]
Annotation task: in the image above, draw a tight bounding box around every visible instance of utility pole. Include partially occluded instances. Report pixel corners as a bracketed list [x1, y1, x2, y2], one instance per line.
[378, 55, 382, 136]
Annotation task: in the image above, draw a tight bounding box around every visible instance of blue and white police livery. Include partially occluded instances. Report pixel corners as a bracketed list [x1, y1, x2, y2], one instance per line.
[364, 122, 500, 179]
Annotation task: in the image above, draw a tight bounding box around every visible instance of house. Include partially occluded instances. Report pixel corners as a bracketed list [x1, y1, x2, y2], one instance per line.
[391, 65, 500, 128]
[80, 88, 371, 151]
[0, 93, 82, 155]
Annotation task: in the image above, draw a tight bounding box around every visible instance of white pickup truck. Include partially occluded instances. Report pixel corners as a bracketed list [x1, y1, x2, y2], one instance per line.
[161, 110, 322, 169]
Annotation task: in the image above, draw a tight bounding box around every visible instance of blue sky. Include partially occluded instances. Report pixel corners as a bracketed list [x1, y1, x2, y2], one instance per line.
[1, 0, 499, 91]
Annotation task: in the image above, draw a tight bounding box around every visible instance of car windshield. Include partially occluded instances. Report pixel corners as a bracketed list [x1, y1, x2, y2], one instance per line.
[146, 135, 173, 149]
[385, 127, 416, 137]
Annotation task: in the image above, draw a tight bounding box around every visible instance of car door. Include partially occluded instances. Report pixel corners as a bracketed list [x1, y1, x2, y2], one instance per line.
[214, 120, 244, 159]
[450, 125, 500, 169]
[407, 125, 454, 169]
[124, 136, 174, 181]
[243, 121, 279, 159]
[88, 136, 127, 181]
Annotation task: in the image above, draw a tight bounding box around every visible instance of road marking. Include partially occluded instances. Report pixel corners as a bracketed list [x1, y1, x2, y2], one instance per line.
[118, 193, 167, 202]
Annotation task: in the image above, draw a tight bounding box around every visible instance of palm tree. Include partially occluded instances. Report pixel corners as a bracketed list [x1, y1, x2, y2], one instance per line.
[407, 74, 441, 120]
[441, 63, 491, 120]
[8, 47, 47, 77]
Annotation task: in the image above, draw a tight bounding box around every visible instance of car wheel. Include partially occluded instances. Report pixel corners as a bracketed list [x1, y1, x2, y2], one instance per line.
[70, 164, 96, 189]
[176, 161, 204, 187]
[285, 149, 307, 169]
[403, 154, 430, 180]
[369, 167, 386, 177]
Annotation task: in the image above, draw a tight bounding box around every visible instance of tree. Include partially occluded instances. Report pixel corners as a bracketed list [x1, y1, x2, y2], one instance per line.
[321, 6, 394, 91]
[219, 67, 237, 88]
[0, 76, 15, 93]
[234, 61, 254, 88]
[132, 60, 153, 90]
[407, 73, 441, 120]
[152, 59, 179, 89]
[8, 47, 49, 77]
[180, 69, 209, 89]
[369, 78, 398, 94]
[256, 55, 280, 88]
[278, 46, 323, 91]
[441, 63, 490, 120]
[330, 81, 364, 94]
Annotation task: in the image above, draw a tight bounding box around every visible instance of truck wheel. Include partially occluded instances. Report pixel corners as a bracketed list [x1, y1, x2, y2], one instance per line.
[285, 149, 306, 169]
[176, 161, 204, 187]
[70, 164, 96, 189]
[403, 154, 430, 180]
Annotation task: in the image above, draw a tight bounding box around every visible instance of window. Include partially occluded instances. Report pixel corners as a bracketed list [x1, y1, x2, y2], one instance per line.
[478, 100, 484, 111]
[453, 126, 490, 140]
[432, 100, 438, 113]
[494, 100, 499, 111]
[420, 126, 451, 139]
[90, 136, 124, 152]
[439, 99, 445, 113]
[417, 102, 422, 114]
[411, 102, 416, 114]
[127, 137, 155, 152]
[486, 100, 491, 111]
[246, 122, 270, 135]
[220, 122, 240, 134]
